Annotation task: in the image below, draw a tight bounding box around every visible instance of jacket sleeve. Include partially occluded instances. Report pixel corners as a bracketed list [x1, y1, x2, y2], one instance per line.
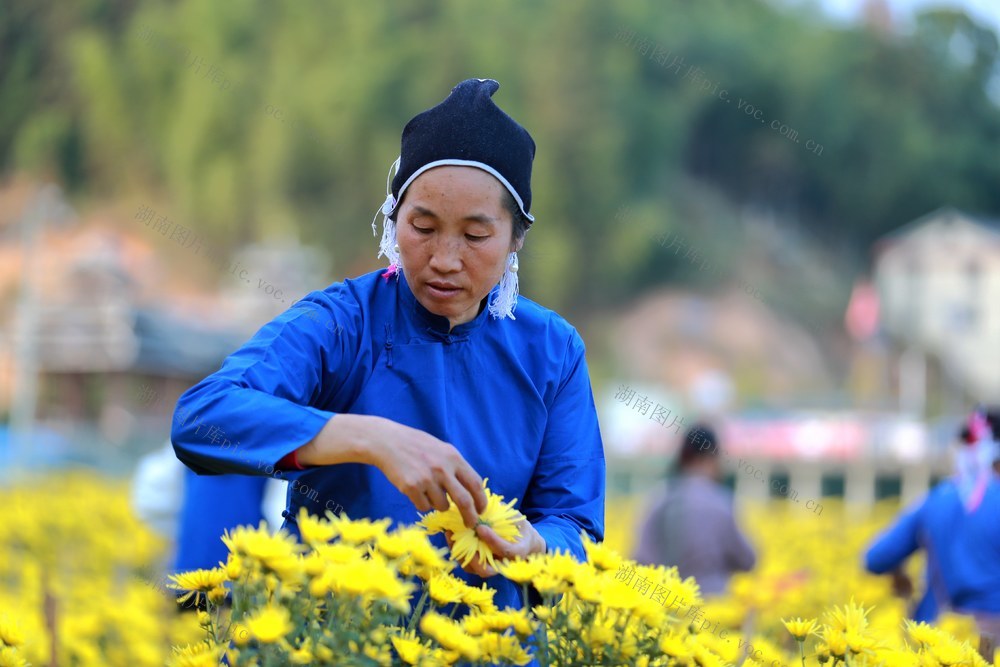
[864, 497, 925, 574]
[520, 332, 606, 561]
[170, 294, 362, 477]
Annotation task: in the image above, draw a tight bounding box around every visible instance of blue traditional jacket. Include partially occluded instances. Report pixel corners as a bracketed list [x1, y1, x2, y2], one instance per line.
[171, 267, 606, 617]
[865, 478, 1000, 620]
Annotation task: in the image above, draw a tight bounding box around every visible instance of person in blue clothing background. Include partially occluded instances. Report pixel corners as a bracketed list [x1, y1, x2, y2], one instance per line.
[865, 407, 1000, 659]
[133, 441, 284, 610]
[172, 470, 268, 609]
[171, 78, 607, 625]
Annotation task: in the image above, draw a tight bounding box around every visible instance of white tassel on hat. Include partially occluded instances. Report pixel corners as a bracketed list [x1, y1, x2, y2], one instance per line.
[372, 157, 402, 272]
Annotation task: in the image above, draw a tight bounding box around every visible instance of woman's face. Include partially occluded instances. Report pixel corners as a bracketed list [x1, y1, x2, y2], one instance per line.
[396, 166, 523, 330]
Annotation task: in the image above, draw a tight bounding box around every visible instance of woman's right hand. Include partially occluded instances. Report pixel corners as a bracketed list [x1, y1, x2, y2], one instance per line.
[297, 413, 488, 529]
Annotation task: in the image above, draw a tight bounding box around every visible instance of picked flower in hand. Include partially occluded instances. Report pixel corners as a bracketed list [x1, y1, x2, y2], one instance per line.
[420, 479, 523, 569]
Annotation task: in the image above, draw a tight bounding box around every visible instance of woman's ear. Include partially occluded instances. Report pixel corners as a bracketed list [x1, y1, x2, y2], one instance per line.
[512, 235, 525, 253]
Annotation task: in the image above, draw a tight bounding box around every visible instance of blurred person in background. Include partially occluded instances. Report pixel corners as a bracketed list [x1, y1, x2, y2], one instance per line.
[632, 423, 756, 595]
[171, 78, 606, 620]
[865, 407, 1000, 659]
[132, 441, 284, 610]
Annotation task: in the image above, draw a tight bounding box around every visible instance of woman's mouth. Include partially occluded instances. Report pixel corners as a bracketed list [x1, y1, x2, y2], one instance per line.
[426, 282, 462, 299]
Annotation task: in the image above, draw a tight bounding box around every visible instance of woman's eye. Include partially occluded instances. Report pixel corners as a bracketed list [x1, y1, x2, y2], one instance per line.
[413, 226, 433, 235]
[466, 234, 488, 242]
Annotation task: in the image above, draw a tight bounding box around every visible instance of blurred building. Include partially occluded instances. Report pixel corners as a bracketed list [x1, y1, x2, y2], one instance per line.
[605, 273, 959, 511]
[0, 180, 330, 468]
[873, 207, 1000, 407]
[4, 240, 245, 466]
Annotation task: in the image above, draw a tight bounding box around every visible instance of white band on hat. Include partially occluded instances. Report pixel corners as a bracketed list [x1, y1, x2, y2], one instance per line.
[389, 158, 535, 223]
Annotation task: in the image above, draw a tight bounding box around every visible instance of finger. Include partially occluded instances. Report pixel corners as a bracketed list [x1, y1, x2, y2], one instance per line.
[425, 484, 450, 513]
[443, 475, 480, 529]
[455, 463, 487, 514]
[463, 553, 496, 579]
[410, 489, 431, 513]
[476, 523, 501, 551]
[476, 524, 513, 559]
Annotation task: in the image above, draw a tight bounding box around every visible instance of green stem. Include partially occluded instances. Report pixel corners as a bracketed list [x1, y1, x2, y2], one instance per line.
[522, 581, 547, 665]
[407, 587, 430, 633]
[799, 640, 807, 667]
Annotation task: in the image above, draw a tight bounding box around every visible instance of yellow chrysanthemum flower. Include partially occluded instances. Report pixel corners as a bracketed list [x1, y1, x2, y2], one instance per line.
[420, 612, 481, 661]
[477, 632, 533, 666]
[167, 642, 225, 667]
[207, 585, 227, 605]
[905, 620, 945, 649]
[244, 604, 293, 644]
[815, 642, 833, 664]
[420, 516, 464, 541]
[602, 579, 642, 611]
[582, 534, 623, 572]
[312, 541, 366, 565]
[168, 568, 227, 593]
[497, 556, 544, 584]
[822, 626, 849, 658]
[319, 555, 415, 612]
[229, 622, 251, 647]
[571, 566, 605, 603]
[930, 640, 968, 667]
[783, 617, 819, 640]
[670, 575, 703, 610]
[325, 512, 391, 545]
[618, 631, 639, 660]
[660, 632, 691, 661]
[460, 582, 497, 613]
[390, 633, 426, 666]
[846, 628, 879, 655]
[585, 622, 617, 651]
[530, 572, 568, 597]
[390, 630, 454, 667]
[287, 637, 314, 665]
[691, 643, 725, 667]
[361, 641, 392, 665]
[541, 551, 581, 584]
[400, 537, 454, 581]
[876, 649, 922, 667]
[296, 506, 337, 546]
[222, 523, 304, 582]
[314, 643, 335, 662]
[462, 609, 535, 637]
[0, 647, 28, 667]
[168, 568, 228, 605]
[427, 572, 465, 606]
[421, 479, 523, 569]
[375, 527, 426, 560]
[0, 616, 25, 648]
[224, 554, 244, 580]
[532, 604, 553, 622]
[826, 598, 872, 635]
[634, 595, 668, 627]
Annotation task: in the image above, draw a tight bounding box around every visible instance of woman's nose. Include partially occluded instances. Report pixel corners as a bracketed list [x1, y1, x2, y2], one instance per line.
[428, 238, 463, 272]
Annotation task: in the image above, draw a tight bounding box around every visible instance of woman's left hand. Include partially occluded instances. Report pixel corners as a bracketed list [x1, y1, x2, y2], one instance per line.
[446, 518, 546, 578]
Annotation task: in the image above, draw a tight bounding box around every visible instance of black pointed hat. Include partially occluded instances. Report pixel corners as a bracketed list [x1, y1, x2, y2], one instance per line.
[384, 78, 536, 224]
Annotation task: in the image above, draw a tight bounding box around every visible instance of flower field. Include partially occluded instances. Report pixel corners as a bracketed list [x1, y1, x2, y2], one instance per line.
[0, 474, 995, 666]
